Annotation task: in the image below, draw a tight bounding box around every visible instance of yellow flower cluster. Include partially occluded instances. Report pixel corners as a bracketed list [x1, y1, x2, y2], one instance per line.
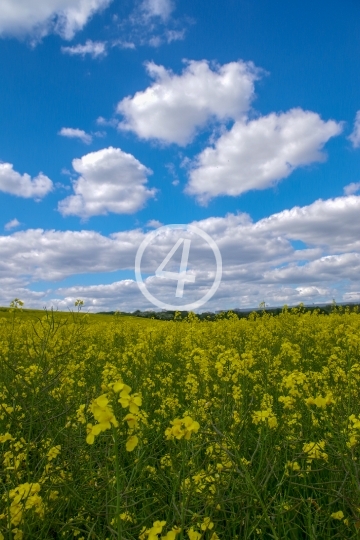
[252, 409, 278, 429]
[165, 416, 200, 440]
[302, 440, 328, 462]
[139, 520, 181, 540]
[1, 303, 360, 538]
[85, 381, 143, 451]
[86, 394, 119, 444]
[8, 482, 44, 526]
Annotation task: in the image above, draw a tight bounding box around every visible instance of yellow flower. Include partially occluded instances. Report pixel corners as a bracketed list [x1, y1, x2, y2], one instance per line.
[349, 414, 360, 429]
[76, 404, 86, 424]
[47, 445, 61, 461]
[113, 382, 131, 394]
[86, 423, 102, 445]
[123, 413, 139, 429]
[91, 394, 109, 410]
[331, 511, 344, 520]
[146, 521, 166, 540]
[9, 483, 43, 526]
[252, 410, 270, 423]
[305, 394, 335, 408]
[268, 416, 278, 429]
[286, 461, 301, 471]
[201, 517, 214, 530]
[183, 417, 200, 439]
[162, 531, 177, 540]
[252, 409, 277, 429]
[119, 392, 142, 413]
[120, 512, 135, 523]
[162, 527, 181, 540]
[126, 435, 139, 452]
[0, 432, 14, 443]
[187, 528, 201, 540]
[165, 417, 200, 441]
[302, 440, 328, 462]
[12, 529, 23, 540]
[96, 408, 119, 430]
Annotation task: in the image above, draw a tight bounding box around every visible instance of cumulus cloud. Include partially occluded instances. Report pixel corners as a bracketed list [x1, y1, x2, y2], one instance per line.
[146, 219, 163, 228]
[186, 109, 343, 202]
[117, 59, 261, 145]
[59, 127, 93, 144]
[1, 194, 360, 310]
[61, 39, 107, 58]
[343, 182, 360, 196]
[256, 194, 360, 252]
[4, 218, 20, 231]
[58, 146, 156, 218]
[348, 110, 360, 148]
[0, 0, 112, 41]
[0, 162, 53, 199]
[0, 227, 144, 282]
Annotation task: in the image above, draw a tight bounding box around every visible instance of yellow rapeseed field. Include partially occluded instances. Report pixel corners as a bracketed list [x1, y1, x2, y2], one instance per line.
[1, 302, 360, 539]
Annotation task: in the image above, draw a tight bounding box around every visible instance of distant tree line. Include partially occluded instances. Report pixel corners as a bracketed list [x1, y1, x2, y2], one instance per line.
[97, 302, 360, 321]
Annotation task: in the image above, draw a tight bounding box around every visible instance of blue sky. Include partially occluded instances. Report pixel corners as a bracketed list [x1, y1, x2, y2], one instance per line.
[1, 0, 360, 312]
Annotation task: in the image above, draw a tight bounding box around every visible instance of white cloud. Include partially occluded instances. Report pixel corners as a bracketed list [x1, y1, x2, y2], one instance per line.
[146, 219, 163, 228]
[109, 0, 185, 51]
[0, 194, 359, 311]
[58, 146, 156, 218]
[0, 0, 112, 41]
[256, 194, 360, 252]
[348, 110, 360, 148]
[0, 227, 145, 283]
[117, 59, 261, 145]
[165, 29, 185, 43]
[4, 219, 20, 231]
[186, 108, 343, 202]
[96, 116, 118, 127]
[59, 127, 93, 144]
[112, 39, 136, 50]
[343, 181, 360, 195]
[0, 162, 53, 199]
[141, 0, 175, 21]
[61, 39, 107, 58]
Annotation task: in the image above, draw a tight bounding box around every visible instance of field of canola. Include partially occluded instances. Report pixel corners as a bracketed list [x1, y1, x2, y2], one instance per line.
[1, 304, 360, 539]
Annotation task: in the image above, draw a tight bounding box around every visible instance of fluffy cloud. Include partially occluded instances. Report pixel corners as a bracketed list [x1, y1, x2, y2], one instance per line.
[0, 162, 53, 199]
[61, 39, 107, 58]
[0, 0, 112, 40]
[1, 194, 360, 310]
[146, 219, 163, 228]
[348, 110, 360, 148]
[256, 194, 360, 252]
[186, 108, 343, 202]
[4, 218, 20, 231]
[58, 147, 156, 218]
[59, 127, 93, 144]
[0, 228, 144, 282]
[117, 59, 261, 145]
[344, 182, 360, 196]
